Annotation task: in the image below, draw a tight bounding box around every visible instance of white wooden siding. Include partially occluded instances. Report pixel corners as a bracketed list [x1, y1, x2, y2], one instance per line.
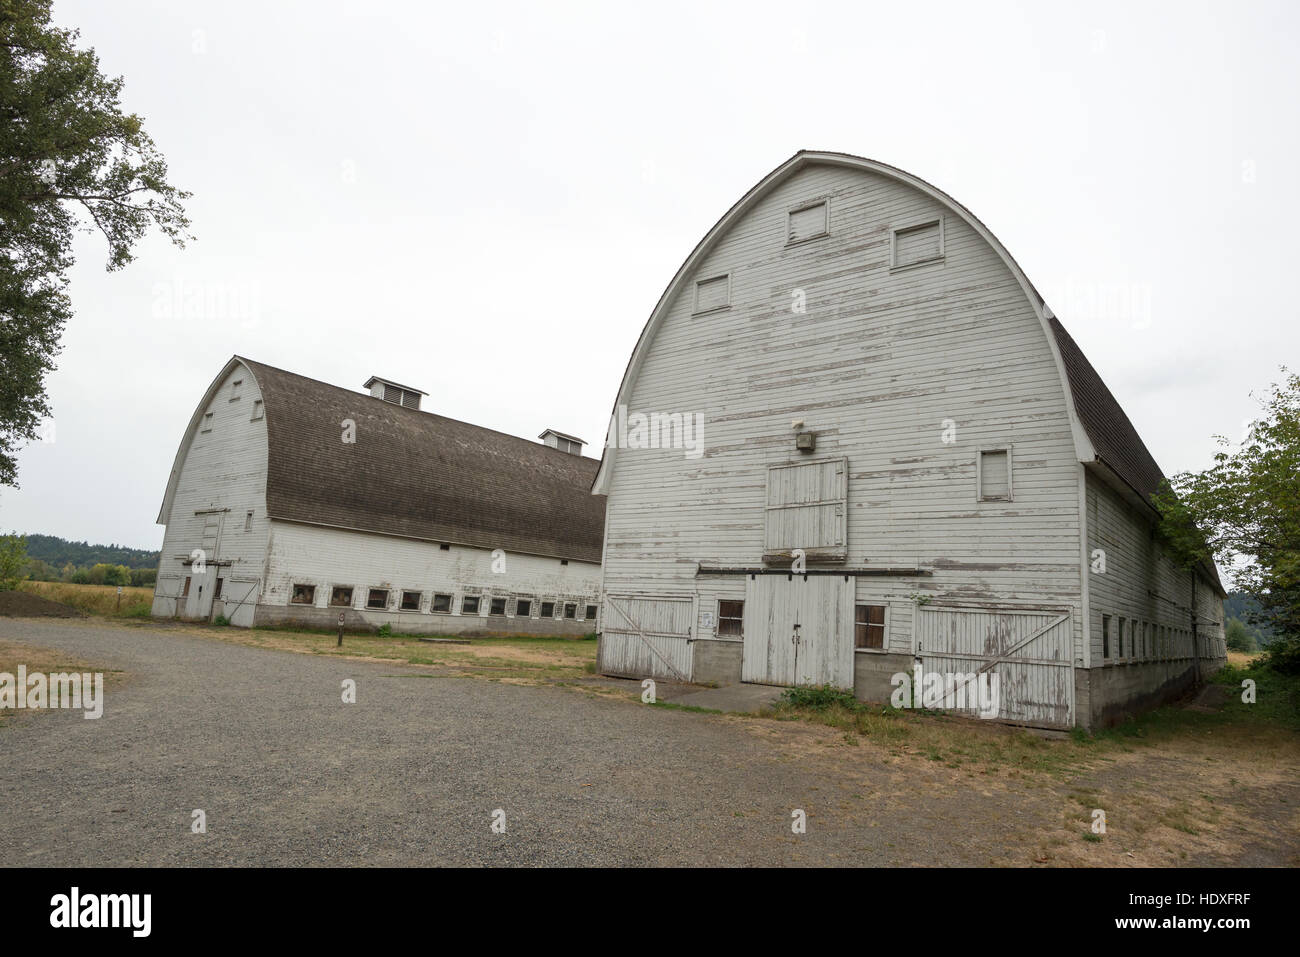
[152, 360, 270, 622]
[601, 161, 1085, 672]
[1084, 472, 1225, 667]
[263, 520, 601, 621]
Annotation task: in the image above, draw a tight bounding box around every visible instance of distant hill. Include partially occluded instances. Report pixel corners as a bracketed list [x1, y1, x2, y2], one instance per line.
[22, 534, 159, 570]
[1225, 590, 1278, 646]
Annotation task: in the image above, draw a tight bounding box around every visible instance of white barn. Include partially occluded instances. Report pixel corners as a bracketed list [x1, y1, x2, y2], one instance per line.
[153, 357, 605, 635]
[593, 150, 1225, 730]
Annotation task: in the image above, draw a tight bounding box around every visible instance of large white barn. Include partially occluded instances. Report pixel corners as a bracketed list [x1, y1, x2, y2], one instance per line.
[153, 357, 605, 635]
[593, 150, 1225, 730]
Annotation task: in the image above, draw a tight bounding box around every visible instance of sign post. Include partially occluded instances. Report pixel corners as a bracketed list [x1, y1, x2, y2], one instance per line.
[337, 612, 344, 648]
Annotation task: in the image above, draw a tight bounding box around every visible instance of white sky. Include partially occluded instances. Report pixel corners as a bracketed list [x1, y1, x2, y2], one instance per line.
[3, 0, 1296, 551]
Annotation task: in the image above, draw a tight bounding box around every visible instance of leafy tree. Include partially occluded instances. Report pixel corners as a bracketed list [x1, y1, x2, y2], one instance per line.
[0, 0, 191, 486]
[1156, 369, 1300, 669]
[1224, 617, 1256, 653]
[0, 531, 28, 589]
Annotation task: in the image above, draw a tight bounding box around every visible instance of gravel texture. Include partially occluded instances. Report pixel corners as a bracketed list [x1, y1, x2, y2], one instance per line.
[0, 619, 1054, 866]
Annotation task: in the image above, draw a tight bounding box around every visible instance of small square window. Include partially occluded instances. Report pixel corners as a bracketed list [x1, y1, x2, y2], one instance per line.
[230, 379, 243, 401]
[330, 586, 353, 607]
[515, 598, 532, 617]
[694, 274, 730, 313]
[787, 200, 829, 244]
[540, 601, 555, 618]
[401, 590, 421, 611]
[855, 604, 886, 650]
[439, 543, 450, 551]
[250, 399, 264, 421]
[432, 593, 452, 613]
[489, 597, 507, 616]
[201, 412, 214, 433]
[291, 584, 316, 605]
[584, 604, 597, 621]
[462, 595, 481, 615]
[564, 602, 577, 619]
[560, 559, 568, 567]
[891, 218, 944, 269]
[367, 588, 389, 609]
[978, 449, 1012, 501]
[718, 600, 744, 637]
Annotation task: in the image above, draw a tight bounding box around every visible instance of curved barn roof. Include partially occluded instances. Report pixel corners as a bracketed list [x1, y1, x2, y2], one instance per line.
[161, 357, 606, 564]
[591, 149, 1223, 592]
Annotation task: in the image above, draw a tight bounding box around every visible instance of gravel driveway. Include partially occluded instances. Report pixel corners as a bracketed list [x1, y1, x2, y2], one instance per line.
[0, 619, 1056, 866]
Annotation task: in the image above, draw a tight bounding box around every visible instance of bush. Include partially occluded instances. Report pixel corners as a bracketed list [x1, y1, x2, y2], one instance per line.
[1263, 635, 1300, 675]
[780, 684, 859, 711]
[213, 615, 230, 627]
[377, 623, 392, 637]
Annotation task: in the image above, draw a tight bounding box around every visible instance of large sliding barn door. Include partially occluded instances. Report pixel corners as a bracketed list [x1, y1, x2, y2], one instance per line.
[742, 575, 854, 689]
[915, 607, 1074, 729]
[598, 596, 694, 682]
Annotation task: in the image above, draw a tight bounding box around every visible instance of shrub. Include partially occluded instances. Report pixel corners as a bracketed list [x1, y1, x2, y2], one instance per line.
[213, 615, 230, 627]
[0, 533, 28, 590]
[1263, 635, 1300, 675]
[780, 684, 859, 711]
[377, 623, 392, 637]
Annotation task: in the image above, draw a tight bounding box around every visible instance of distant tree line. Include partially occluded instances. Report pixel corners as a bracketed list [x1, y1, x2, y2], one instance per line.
[17, 533, 158, 586]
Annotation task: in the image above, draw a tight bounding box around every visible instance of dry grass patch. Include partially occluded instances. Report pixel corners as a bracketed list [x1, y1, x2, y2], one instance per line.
[19, 581, 153, 619]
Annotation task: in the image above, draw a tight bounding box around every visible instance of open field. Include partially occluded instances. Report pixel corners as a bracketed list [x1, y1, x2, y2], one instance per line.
[18, 581, 154, 619]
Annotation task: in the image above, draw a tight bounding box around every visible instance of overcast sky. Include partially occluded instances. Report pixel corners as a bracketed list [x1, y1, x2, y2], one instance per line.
[3, 0, 1296, 551]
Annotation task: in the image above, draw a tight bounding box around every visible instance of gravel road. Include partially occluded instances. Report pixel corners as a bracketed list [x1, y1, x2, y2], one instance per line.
[0, 619, 1056, 866]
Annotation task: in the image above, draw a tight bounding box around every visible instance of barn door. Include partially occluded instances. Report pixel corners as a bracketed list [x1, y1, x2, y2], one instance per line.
[599, 596, 694, 682]
[914, 607, 1074, 728]
[742, 575, 853, 689]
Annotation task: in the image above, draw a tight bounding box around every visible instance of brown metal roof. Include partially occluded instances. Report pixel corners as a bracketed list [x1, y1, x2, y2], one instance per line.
[239, 357, 606, 563]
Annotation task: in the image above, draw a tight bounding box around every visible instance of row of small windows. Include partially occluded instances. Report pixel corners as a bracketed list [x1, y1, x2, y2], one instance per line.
[692, 205, 945, 314]
[1100, 615, 1221, 663]
[291, 583, 596, 621]
[713, 599, 887, 650]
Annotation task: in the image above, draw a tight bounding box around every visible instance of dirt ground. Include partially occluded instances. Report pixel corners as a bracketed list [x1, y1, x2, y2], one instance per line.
[2, 616, 1296, 866]
[0, 590, 86, 618]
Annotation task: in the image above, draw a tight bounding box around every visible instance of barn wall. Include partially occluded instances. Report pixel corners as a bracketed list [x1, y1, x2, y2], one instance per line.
[1078, 470, 1226, 727]
[152, 360, 270, 626]
[601, 161, 1085, 681]
[258, 520, 601, 636]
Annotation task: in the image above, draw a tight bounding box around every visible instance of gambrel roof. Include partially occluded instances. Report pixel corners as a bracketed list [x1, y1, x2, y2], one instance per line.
[161, 357, 606, 564]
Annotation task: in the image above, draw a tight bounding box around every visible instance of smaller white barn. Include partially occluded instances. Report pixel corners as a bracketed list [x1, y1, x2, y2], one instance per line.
[153, 357, 606, 635]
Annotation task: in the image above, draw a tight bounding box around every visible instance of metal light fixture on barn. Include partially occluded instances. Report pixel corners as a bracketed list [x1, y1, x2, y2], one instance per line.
[795, 431, 816, 453]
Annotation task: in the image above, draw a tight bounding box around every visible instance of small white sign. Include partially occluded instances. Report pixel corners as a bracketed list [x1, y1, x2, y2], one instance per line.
[701, 611, 715, 629]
